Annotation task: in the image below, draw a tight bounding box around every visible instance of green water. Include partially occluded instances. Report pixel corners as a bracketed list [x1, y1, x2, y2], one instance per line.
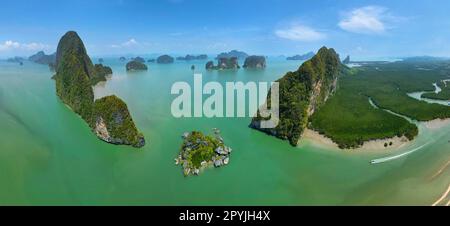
[0, 59, 449, 205]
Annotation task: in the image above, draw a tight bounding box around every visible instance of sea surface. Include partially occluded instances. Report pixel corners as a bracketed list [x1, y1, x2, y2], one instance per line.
[0, 58, 449, 205]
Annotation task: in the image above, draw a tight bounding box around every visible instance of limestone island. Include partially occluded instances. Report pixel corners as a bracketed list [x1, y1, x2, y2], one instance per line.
[243, 55, 266, 69]
[205, 57, 240, 70]
[126, 60, 148, 71]
[29, 51, 56, 66]
[157, 55, 174, 64]
[119, 56, 127, 61]
[216, 50, 248, 60]
[175, 129, 232, 176]
[250, 47, 342, 146]
[54, 31, 145, 148]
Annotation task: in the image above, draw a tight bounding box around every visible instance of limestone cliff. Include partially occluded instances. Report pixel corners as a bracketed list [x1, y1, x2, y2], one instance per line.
[93, 95, 145, 148]
[54, 31, 145, 148]
[250, 47, 341, 146]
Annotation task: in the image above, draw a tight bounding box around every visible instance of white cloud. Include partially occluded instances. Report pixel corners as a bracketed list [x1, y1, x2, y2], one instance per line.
[275, 25, 326, 42]
[111, 38, 139, 48]
[338, 6, 394, 34]
[0, 40, 49, 52]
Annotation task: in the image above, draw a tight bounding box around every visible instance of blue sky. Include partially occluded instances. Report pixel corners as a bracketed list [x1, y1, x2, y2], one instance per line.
[1, 0, 450, 58]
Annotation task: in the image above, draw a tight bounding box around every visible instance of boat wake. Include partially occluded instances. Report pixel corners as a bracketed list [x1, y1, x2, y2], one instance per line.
[370, 142, 431, 164]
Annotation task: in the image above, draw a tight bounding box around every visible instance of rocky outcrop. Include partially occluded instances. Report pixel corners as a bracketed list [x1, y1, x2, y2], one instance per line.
[218, 57, 239, 69]
[205, 57, 240, 70]
[286, 52, 315, 61]
[93, 95, 145, 148]
[343, 55, 350, 64]
[54, 31, 145, 148]
[157, 55, 174, 64]
[175, 129, 232, 176]
[243, 56, 266, 69]
[250, 47, 342, 146]
[126, 60, 148, 71]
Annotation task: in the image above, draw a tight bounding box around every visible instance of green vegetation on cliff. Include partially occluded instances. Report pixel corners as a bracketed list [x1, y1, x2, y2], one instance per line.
[55, 31, 110, 86]
[54, 35, 95, 122]
[251, 47, 341, 146]
[54, 31, 145, 148]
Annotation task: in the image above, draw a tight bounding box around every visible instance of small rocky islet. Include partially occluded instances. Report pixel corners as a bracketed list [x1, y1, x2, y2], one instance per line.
[175, 129, 232, 176]
[243, 55, 266, 69]
[157, 55, 174, 64]
[126, 60, 148, 71]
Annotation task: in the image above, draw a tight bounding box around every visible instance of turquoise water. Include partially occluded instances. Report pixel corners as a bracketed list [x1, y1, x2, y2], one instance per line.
[0, 58, 449, 205]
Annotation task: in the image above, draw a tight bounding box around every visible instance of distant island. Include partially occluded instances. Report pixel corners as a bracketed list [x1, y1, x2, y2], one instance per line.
[147, 59, 156, 63]
[157, 55, 174, 64]
[286, 52, 315, 61]
[132, 56, 145, 63]
[126, 60, 148, 71]
[243, 56, 266, 69]
[29, 51, 56, 66]
[401, 56, 448, 62]
[175, 129, 232, 176]
[176, 54, 207, 61]
[206, 57, 240, 70]
[119, 56, 127, 61]
[6, 56, 25, 63]
[53, 31, 145, 148]
[216, 50, 248, 60]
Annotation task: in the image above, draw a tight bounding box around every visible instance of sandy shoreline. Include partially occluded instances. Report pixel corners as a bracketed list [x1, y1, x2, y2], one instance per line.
[423, 118, 450, 130]
[302, 129, 410, 151]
